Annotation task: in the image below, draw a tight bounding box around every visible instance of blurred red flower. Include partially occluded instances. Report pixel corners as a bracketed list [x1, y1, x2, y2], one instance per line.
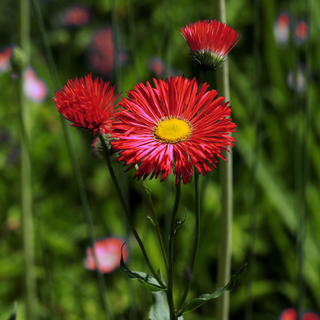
[280, 309, 320, 320]
[0, 47, 12, 73]
[60, 5, 90, 27]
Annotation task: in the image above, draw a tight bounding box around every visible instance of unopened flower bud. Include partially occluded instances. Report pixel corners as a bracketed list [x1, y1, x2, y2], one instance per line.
[181, 20, 242, 72]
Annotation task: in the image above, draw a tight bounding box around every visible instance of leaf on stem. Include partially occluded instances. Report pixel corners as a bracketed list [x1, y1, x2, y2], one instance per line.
[143, 214, 156, 226]
[120, 244, 167, 291]
[174, 208, 187, 235]
[178, 263, 247, 315]
[149, 291, 184, 320]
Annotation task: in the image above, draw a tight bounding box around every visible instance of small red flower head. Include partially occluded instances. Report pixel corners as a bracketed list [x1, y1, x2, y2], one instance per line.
[111, 75, 236, 184]
[181, 20, 242, 72]
[53, 73, 120, 135]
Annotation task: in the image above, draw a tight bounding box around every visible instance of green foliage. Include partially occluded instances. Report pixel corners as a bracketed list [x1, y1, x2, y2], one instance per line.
[179, 264, 246, 315]
[0, 0, 319, 318]
[149, 291, 184, 320]
[120, 246, 167, 291]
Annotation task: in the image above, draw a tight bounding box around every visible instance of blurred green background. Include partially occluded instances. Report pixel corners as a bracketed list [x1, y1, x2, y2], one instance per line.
[0, 0, 319, 319]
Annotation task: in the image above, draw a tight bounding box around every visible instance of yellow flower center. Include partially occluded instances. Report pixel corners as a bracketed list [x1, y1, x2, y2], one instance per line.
[154, 117, 192, 144]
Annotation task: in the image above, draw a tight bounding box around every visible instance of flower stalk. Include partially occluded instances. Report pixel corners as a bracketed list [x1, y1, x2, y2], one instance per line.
[176, 169, 200, 314]
[99, 135, 166, 289]
[19, 0, 38, 318]
[138, 175, 169, 272]
[198, 70, 207, 88]
[167, 179, 181, 319]
[32, 1, 114, 316]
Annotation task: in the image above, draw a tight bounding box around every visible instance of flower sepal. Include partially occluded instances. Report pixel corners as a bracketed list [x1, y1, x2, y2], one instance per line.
[91, 134, 119, 159]
[191, 49, 226, 72]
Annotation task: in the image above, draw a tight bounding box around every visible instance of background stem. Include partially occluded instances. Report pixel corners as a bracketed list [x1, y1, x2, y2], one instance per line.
[245, 0, 261, 318]
[215, 0, 233, 319]
[31, 1, 113, 317]
[19, 0, 38, 318]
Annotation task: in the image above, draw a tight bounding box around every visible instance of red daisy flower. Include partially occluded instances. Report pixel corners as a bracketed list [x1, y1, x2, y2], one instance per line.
[53, 74, 120, 135]
[111, 76, 236, 184]
[181, 20, 242, 72]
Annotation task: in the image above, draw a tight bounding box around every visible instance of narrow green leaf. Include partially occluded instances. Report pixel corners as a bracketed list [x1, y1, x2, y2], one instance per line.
[143, 214, 156, 226]
[7, 302, 17, 320]
[174, 209, 187, 235]
[179, 263, 247, 315]
[120, 244, 166, 291]
[149, 291, 184, 320]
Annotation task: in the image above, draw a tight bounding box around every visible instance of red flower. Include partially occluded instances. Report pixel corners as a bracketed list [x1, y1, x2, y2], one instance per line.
[0, 47, 13, 73]
[53, 74, 120, 135]
[111, 76, 236, 184]
[181, 20, 241, 71]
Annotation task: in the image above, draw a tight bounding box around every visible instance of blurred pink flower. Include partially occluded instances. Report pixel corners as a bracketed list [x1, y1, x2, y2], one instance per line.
[23, 66, 48, 102]
[84, 237, 129, 274]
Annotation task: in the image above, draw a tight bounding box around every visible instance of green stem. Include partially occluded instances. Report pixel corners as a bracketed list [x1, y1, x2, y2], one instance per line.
[138, 172, 169, 272]
[162, 0, 170, 77]
[176, 169, 200, 315]
[216, 1, 233, 319]
[167, 180, 181, 320]
[111, 0, 121, 87]
[19, 0, 38, 319]
[297, 1, 311, 318]
[31, 1, 113, 318]
[198, 70, 207, 88]
[99, 136, 166, 288]
[245, 0, 261, 318]
[216, 75, 233, 319]
[128, 0, 140, 81]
